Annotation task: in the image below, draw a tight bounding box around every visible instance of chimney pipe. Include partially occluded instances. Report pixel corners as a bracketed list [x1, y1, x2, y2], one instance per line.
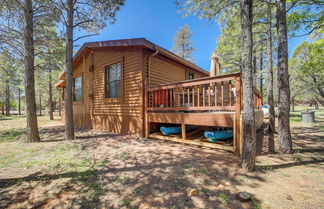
[210, 53, 221, 77]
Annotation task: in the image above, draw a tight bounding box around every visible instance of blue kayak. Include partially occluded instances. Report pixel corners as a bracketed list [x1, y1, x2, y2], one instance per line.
[204, 130, 233, 142]
[160, 126, 181, 136]
[160, 126, 193, 136]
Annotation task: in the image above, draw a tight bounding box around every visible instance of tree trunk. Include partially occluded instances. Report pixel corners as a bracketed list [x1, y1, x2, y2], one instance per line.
[259, 52, 263, 99]
[48, 71, 54, 120]
[1, 103, 4, 115]
[64, 0, 75, 140]
[58, 95, 61, 116]
[276, 0, 292, 154]
[18, 88, 21, 115]
[253, 55, 257, 86]
[267, 3, 275, 153]
[39, 89, 42, 116]
[24, 0, 40, 142]
[291, 97, 295, 112]
[5, 80, 10, 117]
[240, 0, 256, 172]
[315, 97, 322, 108]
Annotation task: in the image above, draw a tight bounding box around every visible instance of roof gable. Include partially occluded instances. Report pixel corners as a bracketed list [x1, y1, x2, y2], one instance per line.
[74, 38, 209, 76]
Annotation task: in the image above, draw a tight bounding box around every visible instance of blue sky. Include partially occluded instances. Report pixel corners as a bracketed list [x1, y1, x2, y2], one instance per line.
[75, 0, 306, 71]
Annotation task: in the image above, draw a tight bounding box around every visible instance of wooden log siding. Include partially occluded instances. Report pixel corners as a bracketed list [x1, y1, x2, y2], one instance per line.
[92, 49, 142, 116]
[71, 48, 144, 135]
[146, 73, 242, 112]
[147, 52, 206, 86]
[60, 40, 210, 137]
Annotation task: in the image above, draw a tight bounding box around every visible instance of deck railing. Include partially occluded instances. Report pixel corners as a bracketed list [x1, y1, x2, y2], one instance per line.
[145, 72, 262, 112]
[146, 73, 242, 112]
[253, 87, 262, 110]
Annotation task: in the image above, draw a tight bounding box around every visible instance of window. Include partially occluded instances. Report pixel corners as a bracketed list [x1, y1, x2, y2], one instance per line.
[188, 72, 194, 80]
[105, 62, 121, 98]
[73, 76, 82, 102]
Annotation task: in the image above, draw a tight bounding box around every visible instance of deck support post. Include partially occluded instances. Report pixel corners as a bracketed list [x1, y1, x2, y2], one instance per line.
[144, 88, 150, 138]
[233, 114, 236, 151]
[181, 123, 186, 140]
[234, 75, 242, 156]
[145, 114, 149, 138]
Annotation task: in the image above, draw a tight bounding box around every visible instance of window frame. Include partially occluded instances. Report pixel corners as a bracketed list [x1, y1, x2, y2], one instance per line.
[187, 72, 194, 80]
[73, 75, 83, 103]
[103, 58, 123, 102]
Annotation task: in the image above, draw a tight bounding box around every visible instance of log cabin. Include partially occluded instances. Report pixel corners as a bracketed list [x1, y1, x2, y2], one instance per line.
[55, 38, 263, 155]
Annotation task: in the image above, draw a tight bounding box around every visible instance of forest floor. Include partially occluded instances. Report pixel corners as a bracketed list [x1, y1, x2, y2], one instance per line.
[0, 107, 323, 209]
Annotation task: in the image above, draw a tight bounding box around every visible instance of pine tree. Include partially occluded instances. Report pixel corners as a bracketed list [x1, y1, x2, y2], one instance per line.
[50, 0, 125, 140]
[0, 0, 58, 142]
[266, 3, 275, 153]
[240, 0, 256, 171]
[172, 24, 196, 63]
[176, 0, 256, 171]
[276, 0, 292, 154]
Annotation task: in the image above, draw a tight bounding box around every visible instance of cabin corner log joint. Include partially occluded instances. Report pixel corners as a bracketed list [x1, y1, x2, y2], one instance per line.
[55, 38, 263, 155]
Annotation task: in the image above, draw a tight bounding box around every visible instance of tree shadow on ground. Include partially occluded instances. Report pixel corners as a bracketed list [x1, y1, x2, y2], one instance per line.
[0, 127, 262, 209]
[254, 118, 324, 173]
[257, 159, 324, 171]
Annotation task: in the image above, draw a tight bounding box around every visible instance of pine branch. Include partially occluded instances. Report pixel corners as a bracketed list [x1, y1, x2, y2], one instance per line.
[73, 33, 98, 42]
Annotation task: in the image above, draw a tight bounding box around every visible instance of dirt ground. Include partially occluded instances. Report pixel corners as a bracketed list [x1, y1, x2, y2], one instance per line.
[0, 109, 323, 209]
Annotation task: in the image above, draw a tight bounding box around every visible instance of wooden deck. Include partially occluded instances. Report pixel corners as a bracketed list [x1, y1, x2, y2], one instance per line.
[144, 73, 262, 154]
[147, 112, 235, 127]
[150, 132, 235, 152]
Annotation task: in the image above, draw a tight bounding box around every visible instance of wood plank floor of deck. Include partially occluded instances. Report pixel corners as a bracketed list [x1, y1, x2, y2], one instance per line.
[149, 132, 235, 152]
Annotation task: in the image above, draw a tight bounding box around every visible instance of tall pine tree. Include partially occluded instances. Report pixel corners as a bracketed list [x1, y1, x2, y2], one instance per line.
[50, 0, 125, 140]
[172, 24, 196, 63]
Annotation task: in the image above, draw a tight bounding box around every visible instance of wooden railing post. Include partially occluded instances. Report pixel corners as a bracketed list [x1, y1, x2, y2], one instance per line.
[234, 75, 242, 156]
[229, 81, 232, 106]
[146, 73, 241, 112]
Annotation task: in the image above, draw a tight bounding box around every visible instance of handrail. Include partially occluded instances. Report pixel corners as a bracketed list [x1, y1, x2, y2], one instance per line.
[146, 73, 241, 91]
[253, 86, 261, 98]
[145, 72, 262, 112]
[253, 86, 262, 110]
[146, 73, 241, 112]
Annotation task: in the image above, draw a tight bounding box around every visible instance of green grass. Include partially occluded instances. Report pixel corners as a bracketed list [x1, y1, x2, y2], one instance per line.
[252, 199, 263, 209]
[0, 115, 97, 171]
[0, 128, 25, 142]
[293, 153, 303, 163]
[0, 115, 60, 132]
[121, 199, 131, 207]
[280, 172, 290, 177]
[218, 192, 229, 204]
[0, 140, 99, 172]
[288, 106, 324, 127]
[290, 112, 301, 123]
[118, 151, 132, 160]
